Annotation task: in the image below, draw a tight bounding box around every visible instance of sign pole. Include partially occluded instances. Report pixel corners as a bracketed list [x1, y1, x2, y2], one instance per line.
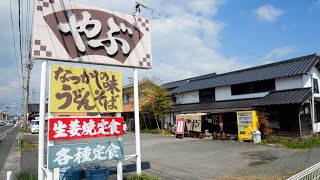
[116, 112, 123, 180]
[47, 67, 54, 180]
[38, 60, 48, 180]
[133, 67, 141, 173]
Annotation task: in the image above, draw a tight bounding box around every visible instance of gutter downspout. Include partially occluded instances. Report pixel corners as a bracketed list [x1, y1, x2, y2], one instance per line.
[310, 75, 315, 135]
[298, 107, 302, 138]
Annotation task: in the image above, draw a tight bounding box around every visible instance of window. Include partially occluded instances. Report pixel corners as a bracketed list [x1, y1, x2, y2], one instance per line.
[199, 88, 215, 102]
[316, 103, 320, 123]
[123, 93, 130, 104]
[313, 78, 319, 93]
[231, 83, 251, 95]
[252, 79, 275, 93]
[231, 79, 275, 95]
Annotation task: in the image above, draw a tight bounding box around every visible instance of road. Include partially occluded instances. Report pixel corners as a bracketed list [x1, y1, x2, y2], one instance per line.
[0, 126, 19, 172]
[21, 133, 306, 179]
[0, 126, 11, 135]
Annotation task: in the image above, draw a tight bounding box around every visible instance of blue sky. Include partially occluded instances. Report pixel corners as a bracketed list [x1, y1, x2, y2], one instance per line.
[0, 0, 319, 115]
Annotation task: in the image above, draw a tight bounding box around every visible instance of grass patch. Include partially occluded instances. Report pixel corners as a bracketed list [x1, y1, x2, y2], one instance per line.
[16, 172, 37, 180]
[124, 173, 160, 180]
[262, 135, 320, 149]
[21, 141, 38, 150]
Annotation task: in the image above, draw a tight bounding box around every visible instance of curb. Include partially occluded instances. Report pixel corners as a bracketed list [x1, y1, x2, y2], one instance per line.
[0, 130, 21, 180]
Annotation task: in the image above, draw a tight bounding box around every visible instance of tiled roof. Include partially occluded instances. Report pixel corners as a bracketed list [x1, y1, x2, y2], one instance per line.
[171, 54, 319, 94]
[254, 88, 311, 106]
[163, 80, 188, 90]
[172, 88, 311, 113]
[172, 98, 258, 113]
[163, 73, 217, 90]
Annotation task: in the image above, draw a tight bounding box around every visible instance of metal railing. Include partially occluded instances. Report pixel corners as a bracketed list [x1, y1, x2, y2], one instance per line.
[287, 162, 320, 180]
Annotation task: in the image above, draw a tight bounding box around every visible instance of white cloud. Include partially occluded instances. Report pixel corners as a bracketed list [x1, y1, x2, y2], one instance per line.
[0, 0, 258, 108]
[254, 5, 284, 22]
[187, 0, 225, 16]
[259, 46, 297, 64]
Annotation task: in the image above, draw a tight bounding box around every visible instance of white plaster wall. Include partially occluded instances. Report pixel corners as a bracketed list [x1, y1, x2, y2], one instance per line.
[162, 112, 180, 129]
[215, 86, 268, 101]
[314, 122, 320, 133]
[163, 113, 173, 124]
[275, 76, 303, 91]
[303, 67, 320, 89]
[175, 91, 199, 104]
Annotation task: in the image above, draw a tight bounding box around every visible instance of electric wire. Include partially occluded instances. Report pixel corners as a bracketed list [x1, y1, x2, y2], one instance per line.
[18, 0, 25, 89]
[10, 0, 23, 88]
[136, 2, 268, 61]
[24, 0, 29, 60]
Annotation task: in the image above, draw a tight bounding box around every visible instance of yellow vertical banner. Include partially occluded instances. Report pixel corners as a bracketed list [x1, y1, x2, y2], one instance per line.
[50, 65, 122, 112]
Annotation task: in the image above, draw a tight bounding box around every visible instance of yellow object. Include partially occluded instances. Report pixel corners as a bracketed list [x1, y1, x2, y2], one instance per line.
[237, 111, 259, 140]
[50, 65, 122, 113]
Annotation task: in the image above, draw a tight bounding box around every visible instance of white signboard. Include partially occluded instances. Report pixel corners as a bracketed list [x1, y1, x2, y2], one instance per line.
[32, 0, 152, 69]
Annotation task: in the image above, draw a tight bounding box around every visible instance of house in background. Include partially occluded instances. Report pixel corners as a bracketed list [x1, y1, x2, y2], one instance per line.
[28, 54, 320, 137]
[163, 54, 320, 137]
[28, 103, 48, 121]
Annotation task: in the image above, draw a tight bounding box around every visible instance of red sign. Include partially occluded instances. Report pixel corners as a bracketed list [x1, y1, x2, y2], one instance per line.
[49, 117, 123, 140]
[175, 118, 185, 135]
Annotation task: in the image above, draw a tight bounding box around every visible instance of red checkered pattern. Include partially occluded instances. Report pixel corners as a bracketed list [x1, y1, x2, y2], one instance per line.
[36, 0, 55, 11]
[33, 39, 52, 58]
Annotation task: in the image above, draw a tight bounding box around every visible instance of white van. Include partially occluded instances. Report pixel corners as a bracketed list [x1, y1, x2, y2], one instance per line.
[29, 119, 39, 133]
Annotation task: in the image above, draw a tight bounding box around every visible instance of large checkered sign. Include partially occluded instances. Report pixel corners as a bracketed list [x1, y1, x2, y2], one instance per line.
[32, 0, 152, 69]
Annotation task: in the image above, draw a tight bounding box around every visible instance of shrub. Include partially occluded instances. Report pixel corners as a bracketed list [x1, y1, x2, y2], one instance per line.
[16, 172, 37, 180]
[258, 111, 273, 138]
[263, 135, 320, 149]
[125, 173, 160, 180]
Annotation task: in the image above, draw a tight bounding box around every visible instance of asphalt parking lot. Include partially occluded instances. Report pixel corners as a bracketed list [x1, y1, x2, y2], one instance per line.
[103, 134, 296, 179]
[22, 133, 320, 180]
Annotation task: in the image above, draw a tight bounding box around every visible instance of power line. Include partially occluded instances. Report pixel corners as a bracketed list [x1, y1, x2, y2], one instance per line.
[135, 2, 268, 61]
[10, 0, 23, 88]
[18, 0, 24, 89]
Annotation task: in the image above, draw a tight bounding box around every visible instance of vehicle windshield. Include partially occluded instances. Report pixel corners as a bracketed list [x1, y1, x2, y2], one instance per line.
[31, 121, 39, 125]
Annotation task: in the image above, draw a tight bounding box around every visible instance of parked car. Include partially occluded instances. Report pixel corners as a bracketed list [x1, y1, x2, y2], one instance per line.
[29, 119, 39, 133]
[6, 121, 13, 127]
[123, 121, 127, 132]
[0, 120, 4, 126]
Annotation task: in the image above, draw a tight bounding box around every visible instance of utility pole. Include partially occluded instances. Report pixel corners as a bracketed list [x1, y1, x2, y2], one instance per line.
[23, 37, 32, 131]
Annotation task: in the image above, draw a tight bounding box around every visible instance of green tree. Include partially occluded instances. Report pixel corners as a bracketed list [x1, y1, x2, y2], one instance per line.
[129, 77, 174, 129]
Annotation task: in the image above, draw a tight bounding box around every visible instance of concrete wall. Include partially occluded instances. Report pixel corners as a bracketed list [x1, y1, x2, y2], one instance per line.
[215, 86, 268, 101]
[176, 91, 199, 104]
[275, 76, 303, 90]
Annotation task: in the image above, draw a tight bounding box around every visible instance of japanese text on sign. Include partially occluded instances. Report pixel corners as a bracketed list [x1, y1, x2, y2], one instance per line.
[49, 117, 124, 140]
[59, 11, 132, 56]
[175, 118, 185, 135]
[32, 0, 152, 68]
[50, 65, 122, 112]
[48, 140, 124, 168]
